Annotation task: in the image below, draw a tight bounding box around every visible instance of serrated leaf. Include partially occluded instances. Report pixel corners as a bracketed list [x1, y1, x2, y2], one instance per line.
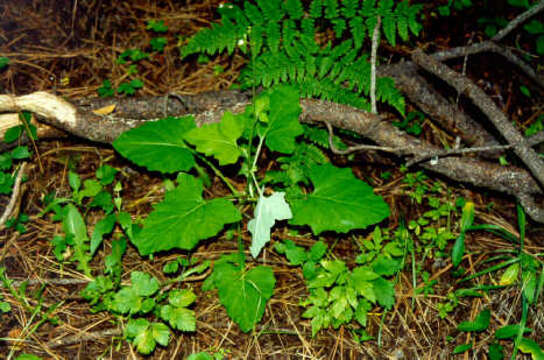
[288, 164, 389, 234]
[150, 322, 170, 347]
[184, 111, 245, 165]
[264, 85, 304, 154]
[133, 173, 241, 255]
[131, 271, 160, 297]
[214, 263, 275, 332]
[457, 309, 490, 332]
[371, 277, 395, 309]
[309, 241, 327, 261]
[276, 240, 308, 265]
[113, 116, 196, 173]
[160, 305, 196, 331]
[249, 192, 292, 258]
[372, 255, 402, 276]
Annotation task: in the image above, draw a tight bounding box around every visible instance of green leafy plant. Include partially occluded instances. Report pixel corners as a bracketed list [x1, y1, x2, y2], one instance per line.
[453, 204, 544, 359]
[112, 85, 389, 334]
[275, 227, 404, 337]
[181, 0, 424, 114]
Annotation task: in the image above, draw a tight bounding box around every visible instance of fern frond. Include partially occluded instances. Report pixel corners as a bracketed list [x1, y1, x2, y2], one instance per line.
[284, 0, 304, 20]
[341, 0, 360, 18]
[303, 125, 347, 151]
[332, 18, 347, 38]
[309, 0, 323, 19]
[266, 21, 282, 53]
[256, 0, 284, 22]
[349, 16, 366, 49]
[324, 0, 339, 20]
[377, 77, 405, 115]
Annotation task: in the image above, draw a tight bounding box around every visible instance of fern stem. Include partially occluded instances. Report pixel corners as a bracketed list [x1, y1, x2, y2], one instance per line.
[370, 15, 381, 114]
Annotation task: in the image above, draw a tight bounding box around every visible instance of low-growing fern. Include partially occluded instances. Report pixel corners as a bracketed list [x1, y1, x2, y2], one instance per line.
[181, 0, 422, 115]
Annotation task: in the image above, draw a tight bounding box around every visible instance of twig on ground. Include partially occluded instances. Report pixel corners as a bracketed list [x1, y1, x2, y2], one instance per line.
[413, 49, 544, 189]
[492, 0, 544, 42]
[406, 144, 514, 167]
[0, 162, 28, 229]
[324, 121, 399, 155]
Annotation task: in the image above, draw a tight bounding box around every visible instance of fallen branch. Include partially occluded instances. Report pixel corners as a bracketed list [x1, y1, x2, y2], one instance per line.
[1, 91, 543, 222]
[413, 49, 544, 190]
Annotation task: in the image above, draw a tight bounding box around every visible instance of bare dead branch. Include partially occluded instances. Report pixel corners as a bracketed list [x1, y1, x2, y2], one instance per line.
[413, 49, 544, 189]
[0, 162, 28, 229]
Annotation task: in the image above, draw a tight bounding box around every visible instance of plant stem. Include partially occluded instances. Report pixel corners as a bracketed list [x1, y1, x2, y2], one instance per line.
[194, 152, 239, 196]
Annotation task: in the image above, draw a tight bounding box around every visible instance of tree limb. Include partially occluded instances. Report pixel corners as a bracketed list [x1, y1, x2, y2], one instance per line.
[413, 49, 544, 190]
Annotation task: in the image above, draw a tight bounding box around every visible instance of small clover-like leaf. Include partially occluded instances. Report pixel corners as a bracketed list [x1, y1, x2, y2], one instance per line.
[113, 116, 196, 173]
[248, 192, 292, 258]
[289, 163, 390, 234]
[133, 173, 241, 255]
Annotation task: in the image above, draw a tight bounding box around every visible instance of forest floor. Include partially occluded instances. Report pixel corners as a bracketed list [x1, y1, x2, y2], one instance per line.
[1, 1, 543, 359]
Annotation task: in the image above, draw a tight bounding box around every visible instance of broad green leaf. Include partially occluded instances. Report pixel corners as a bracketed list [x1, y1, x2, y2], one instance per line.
[457, 309, 490, 332]
[495, 324, 532, 339]
[309, 241, 327, 261]
[214, 263, 275, 332]
[452, 233, 465, 268]
[184, 111, 245, 165]
[264, 85, 304, 154]
[499, 263, 520, 285]
[62, 204, 91, 276]
[371, 277, 395, 309]
[113, 116, 196, 173]
[289, 164, 390, 234]
[248, 192, 292, 258]
[90, 213, 116, 255]
[519, 338, 544, 360]
[133, 173, 241, 255]
[11, 146, 30, 159]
